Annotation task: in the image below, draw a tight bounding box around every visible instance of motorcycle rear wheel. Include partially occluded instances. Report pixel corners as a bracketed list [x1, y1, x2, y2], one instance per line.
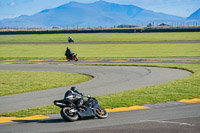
[61, 107, 78, 122]
[95, 106, 108, 119]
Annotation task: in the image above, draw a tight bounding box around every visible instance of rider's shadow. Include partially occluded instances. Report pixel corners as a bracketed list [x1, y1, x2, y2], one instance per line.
[13, 117, 97, 123]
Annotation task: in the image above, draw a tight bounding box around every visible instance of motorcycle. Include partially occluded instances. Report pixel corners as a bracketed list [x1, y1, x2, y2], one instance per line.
[66, 53, 78, 61]
[68, 38, 74, 43]
[54, 96, 108, 122]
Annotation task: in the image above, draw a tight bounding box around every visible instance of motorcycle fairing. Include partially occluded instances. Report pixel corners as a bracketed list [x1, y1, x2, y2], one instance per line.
[78, 108, 95, 119]
[54, 99, 75, 108]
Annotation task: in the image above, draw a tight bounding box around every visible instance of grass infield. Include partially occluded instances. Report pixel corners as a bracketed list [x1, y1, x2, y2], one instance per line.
[0, 43, 200, 60]
[0, 32, 200, 42]
[0, 70, 92, 96]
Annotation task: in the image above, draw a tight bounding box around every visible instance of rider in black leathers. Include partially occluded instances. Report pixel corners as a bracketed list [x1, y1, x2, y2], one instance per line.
[68, 36, 73, 43]
[65, 47, 72, 60]
[64, 86, 90, 108]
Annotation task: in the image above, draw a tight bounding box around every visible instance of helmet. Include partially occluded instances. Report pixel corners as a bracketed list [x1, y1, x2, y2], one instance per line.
[70, 86, 78, 92]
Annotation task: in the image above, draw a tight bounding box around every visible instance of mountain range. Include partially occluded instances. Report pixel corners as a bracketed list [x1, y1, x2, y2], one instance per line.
[0, 1, 199, 28]
[187, 8, 200, 20]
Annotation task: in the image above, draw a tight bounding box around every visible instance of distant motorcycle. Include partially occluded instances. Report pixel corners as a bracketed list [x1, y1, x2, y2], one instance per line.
[68, 38, 74, 43]
[66, 53, 78, 61]
[54, 96, 108, 122]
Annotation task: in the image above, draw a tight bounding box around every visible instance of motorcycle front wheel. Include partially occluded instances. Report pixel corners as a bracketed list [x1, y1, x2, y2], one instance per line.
[61, 107, 78, 122]
[95, 106, 108, 119]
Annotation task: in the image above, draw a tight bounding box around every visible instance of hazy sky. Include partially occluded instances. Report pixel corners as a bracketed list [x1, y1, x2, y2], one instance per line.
[0, 0, 200, 20]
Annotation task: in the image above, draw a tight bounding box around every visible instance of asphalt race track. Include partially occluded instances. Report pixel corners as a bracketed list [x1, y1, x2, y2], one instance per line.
[0, 63, 199, 133]
[1, 103, 200, 133]
[0, 64, 191, 113]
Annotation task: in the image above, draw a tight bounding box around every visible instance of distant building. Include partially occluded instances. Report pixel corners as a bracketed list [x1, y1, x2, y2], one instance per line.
[52, 26, 60, 29]
[117, 25, 138, 28]
[158, 23, 171, 27]
[147, 23, 172, 28]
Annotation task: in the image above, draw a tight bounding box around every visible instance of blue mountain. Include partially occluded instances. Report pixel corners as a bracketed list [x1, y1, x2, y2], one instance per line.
[0, 1, 185, 28]
[187, 8, 200, 20]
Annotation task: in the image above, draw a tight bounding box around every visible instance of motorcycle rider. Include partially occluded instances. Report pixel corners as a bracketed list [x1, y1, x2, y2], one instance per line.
[54, 86, 108, 121]
[65, 47, 78, 61]
[64, 86, 90, 108]
[68, 36, 73, 43]
[65, 47, 72, 60]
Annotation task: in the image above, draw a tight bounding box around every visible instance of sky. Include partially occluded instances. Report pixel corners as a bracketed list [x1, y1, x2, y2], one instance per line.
[0, 0, 200, 20]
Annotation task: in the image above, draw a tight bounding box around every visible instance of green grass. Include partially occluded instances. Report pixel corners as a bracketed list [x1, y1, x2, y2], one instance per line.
[0, 104, 60, 117]
[0, 43, 200, 60]
[0, 32, 200, 117]
[0, 70, 92, 96]
[95, 63, 200, 108]
[0, 32, 200, 42]
[1, 63, 199, 117]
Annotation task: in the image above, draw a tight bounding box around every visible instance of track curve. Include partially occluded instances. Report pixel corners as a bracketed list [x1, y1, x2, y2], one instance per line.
[0, 63, 191, 113]
[0, 63, 199, 133]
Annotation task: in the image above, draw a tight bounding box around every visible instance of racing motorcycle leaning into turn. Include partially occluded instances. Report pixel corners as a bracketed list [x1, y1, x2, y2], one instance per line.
[65, 47, 78, 61]
[66, 53, 78, 61]
[54, 88, 108, 122]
